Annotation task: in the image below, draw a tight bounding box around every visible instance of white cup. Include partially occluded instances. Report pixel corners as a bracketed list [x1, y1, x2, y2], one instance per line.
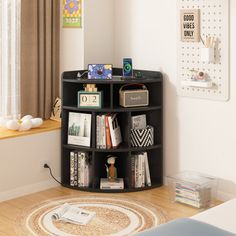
[201, 47, 214, 63]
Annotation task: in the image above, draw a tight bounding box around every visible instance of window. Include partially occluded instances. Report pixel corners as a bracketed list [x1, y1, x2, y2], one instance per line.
[0, 0, 21, 119]
[0, 0, 60, 121]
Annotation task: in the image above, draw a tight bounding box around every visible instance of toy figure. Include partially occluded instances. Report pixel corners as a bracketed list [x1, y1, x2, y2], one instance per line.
[190, 69, 207, 81]
[105, 156, 117, 179]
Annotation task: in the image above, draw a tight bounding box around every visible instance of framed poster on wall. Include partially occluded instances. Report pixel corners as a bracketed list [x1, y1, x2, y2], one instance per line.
[180, 9, 200, 42]
[63, 0, 82, 28]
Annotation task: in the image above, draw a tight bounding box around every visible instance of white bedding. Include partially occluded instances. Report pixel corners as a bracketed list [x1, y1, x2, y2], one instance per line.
[191, 198, 236, 234]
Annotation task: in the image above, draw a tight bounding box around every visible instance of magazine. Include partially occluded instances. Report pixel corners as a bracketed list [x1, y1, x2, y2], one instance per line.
[68, 112, 92, 147]
[131, 114, 146, 129]
[52, 203, 96, 225]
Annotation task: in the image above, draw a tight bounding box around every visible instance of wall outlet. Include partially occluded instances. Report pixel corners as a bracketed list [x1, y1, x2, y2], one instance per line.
[40, 160, 49, 171]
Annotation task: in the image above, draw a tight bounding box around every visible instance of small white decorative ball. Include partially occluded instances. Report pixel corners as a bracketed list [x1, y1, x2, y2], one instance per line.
[21, 115, 33, 122]
[31, 118, 43, 128]
[0, 117, 8, 128]
[19, 119, 32, 131]
[6, 120, 20, 130]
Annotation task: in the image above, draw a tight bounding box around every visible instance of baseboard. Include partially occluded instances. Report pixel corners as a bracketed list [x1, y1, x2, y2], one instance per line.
[0, 179, 60, 203]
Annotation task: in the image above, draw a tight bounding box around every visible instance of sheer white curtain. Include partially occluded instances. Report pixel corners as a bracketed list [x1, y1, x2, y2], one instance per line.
[0, 0, 21, 119]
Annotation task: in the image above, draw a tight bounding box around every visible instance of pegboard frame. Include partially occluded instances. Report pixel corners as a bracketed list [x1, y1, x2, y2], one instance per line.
[177, 0, 229, 101]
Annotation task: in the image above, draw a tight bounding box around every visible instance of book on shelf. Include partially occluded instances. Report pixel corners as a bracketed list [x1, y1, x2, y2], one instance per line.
[131, 155, 135, 188]
[143, 152, 151, 187]
[74, 152, 78, 186]
[108, 113, 122, 148]
[138, 153, 145, 187]
[101, 115, 106, 149]
[78, 152, 91, 187]
[105, 114, 112, 149]
[78, 152, 84, 187]
[52, 203, 96, 225]
[68, 112, 91, 147]
[70, 151, 91, 188]
[96, 114, 105, 149]
[131, 152, 151, 188]
[96, 113, 122, 149]
[100, 178, 124, 189]
[131, 114, 147, 129]
[70, 152, 75, 186]
[96, 115, 101, 149]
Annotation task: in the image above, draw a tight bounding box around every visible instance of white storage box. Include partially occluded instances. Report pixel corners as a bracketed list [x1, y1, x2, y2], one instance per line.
[167, 171, 217, 209]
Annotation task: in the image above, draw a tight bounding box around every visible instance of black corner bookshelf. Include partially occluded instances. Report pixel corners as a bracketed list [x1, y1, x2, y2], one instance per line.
[61, 68, 163, 192]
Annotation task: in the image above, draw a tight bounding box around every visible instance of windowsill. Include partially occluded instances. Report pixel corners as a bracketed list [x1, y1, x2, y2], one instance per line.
[0, 119, 61, 140]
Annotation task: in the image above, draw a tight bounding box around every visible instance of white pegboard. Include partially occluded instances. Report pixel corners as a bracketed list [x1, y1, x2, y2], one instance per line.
[177, 0, 229, 101]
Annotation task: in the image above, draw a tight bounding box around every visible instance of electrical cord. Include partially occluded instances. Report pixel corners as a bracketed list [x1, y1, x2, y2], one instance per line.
[44, 164, 61, 185]
[77, 71, 88, 78]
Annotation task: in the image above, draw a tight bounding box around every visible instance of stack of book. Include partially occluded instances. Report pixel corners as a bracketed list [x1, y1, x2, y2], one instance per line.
[131, 152, 151, 188]
[70, 151, 91, 187]
[96, 113, 122, 149]
[100, 178, 124, 190]
[174, 182, 211, 208]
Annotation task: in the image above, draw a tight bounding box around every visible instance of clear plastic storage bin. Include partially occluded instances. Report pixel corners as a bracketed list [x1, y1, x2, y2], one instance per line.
[167, 171, 217, 209]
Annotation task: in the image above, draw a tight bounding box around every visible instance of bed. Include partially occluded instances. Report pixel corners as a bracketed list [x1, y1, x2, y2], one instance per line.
[137, 198, 236, 235]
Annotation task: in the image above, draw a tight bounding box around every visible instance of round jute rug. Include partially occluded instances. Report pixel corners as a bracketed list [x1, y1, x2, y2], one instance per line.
[16, 195, 168, 236]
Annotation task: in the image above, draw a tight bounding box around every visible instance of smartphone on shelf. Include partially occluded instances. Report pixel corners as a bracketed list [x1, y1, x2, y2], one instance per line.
[122, 58, 133, 78]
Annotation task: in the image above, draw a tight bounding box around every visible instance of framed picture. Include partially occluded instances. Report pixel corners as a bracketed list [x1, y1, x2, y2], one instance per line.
[63, 0, 82, 28]
[180, 9, 200, 42]
[68, 112, 91, 147]
[88, 64, 112, 79]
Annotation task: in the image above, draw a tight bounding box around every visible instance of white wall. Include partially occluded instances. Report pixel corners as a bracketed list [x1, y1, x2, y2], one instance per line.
[84, 0, 114, 65]
[60, 0, 115, 73]
[0, 1, 71, 202]
[114, 0, 236, 200]
[0, 131, 60, 202]
[60, 1, 85, 72]
[0, 0, 115, 203]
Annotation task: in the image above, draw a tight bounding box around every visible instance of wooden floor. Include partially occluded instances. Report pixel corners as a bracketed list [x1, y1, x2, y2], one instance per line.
[0, 186, 205, 235]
